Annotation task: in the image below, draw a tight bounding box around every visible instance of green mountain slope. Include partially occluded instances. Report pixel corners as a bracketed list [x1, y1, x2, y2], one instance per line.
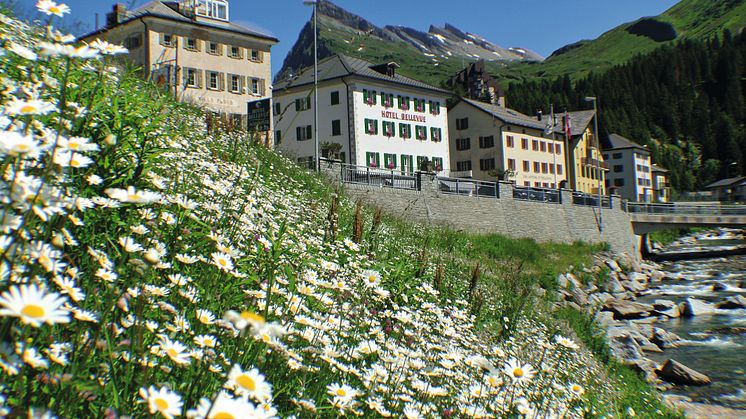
[494, 0, 746, 83]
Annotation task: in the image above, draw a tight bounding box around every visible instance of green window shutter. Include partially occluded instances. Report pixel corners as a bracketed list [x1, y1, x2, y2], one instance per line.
[295, 99, 300, 111]
[296, 126, 301, 140]
[306, 96, 311, 109]
[366, 152, 371, 166]
[376, 153, 381, 167]
[363, 89, 368, 103]
[306, 125, 312, 139]
[372, 91, 377, 105]
[374, 120, 379, 135]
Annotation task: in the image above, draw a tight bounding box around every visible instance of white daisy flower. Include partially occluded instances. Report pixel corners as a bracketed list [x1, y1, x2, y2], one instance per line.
[224, 365, 272, 401]
[7, 43, 37, 61]
[138, 385, 183, 419]
[4, 99, 56, 116]
[36, 0, 71, 17]
[105, 186, 161, 204]
[0, 132, 40, 157]
[503, 357, 535, 384]
[0, 284, 70, 327]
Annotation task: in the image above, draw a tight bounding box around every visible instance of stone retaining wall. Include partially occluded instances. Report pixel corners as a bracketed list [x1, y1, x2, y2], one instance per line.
[323, 162, 638, 256]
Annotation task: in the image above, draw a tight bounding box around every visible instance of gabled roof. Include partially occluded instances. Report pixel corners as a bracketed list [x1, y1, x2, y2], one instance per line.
[651, 164, 669, 173]
[603, 133, 648, 152]
[274, 54, 450, 95]
[459, 98, 549, 131]
[80, 1, 278, 43]
[705, 176, 746, 189]
[565, 110, 595, 137]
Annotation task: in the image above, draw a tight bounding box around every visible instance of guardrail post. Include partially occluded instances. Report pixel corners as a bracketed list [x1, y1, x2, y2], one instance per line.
[367, 167, 370, 185]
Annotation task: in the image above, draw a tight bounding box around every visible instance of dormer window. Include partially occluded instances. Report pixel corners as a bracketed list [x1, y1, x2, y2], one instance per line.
[191, 0, 229, 21]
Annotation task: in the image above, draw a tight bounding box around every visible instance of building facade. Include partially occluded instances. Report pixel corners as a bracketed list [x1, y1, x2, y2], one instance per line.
[273, 55, 450, 172]
[651, 165, 671, 202]
[81, 1, 277, 125]
[705, 176, 746, 202]
[564, 111, 608, 195]
[602, 134, 653, 202]
[447, 99, 567, 188]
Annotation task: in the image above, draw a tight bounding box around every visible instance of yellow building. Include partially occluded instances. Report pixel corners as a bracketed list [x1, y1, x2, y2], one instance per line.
[81, 1, 277, 126]
[564, 111, 608, 195]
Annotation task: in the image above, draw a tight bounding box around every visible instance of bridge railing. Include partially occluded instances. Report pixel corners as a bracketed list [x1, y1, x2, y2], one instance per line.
[625, 202, 746, 216]
[513, 186, 561, 204]
[437, 176, 499, 198]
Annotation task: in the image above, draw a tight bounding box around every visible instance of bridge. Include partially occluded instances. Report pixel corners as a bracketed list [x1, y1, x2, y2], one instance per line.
[626, 203, 746, 235]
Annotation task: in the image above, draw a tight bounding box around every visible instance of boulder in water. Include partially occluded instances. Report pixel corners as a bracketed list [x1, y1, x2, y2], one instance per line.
[650, 327, 681, 349]
[653, 299, 681, 318]
[717, 295, 746, 310]
[681, 298, 718, 317]
[712, 282, 728, 292]
[604, 299, 654, 319]
[656, 359, 711, 386]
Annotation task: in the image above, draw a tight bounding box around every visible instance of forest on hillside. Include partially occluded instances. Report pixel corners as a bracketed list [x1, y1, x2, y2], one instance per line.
[506, 30, 746, 193]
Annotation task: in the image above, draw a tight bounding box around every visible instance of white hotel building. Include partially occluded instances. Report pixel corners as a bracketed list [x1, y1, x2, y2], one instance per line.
[273, 54, 450, 172]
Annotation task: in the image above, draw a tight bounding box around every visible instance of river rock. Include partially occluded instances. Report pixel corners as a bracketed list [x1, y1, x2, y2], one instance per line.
[606, 277, 626, 294]
[656, 359, 711, 386]
[604, 299, 654, 319]
[653, 299, 681, 318]
[681, 298, 718, 317]
[605, 259, 622, 272]
[566, 273, 583, 289]
[589, 292, 614, 306]
[609, 334, 644, 361]
[621, 280, 647, 294]
[717, 295, 746, 309]
[571, 288, 590, 306]
[650, 327, 681, 349]
[712, 282, 728, 291]
[627, 271, 649, 283]
[557, 273, 569, 288]
[595, 311, 616, 328]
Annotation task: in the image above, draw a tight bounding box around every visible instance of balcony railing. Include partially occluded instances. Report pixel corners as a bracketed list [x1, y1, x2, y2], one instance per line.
[581, 157, 610, 170]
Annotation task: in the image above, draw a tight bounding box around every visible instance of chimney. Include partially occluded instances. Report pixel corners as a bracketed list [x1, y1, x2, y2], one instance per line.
[536, 110, 542, 121]
[106, 3, 127, 28]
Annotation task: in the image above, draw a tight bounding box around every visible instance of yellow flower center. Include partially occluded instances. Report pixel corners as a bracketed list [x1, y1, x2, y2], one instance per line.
[335, 388, 347, 397]
[236, 374, 257, 391]
[218, 258, 228, 267]
[212, 413, 235, 419]
[166, 348, 179, 359]
[368, 276, 376, 283]
[240, 311, 264, 324]
[154, 398, 169, 411]
[20, 105, 37, 114]
[21, 304, 46, 318]
[50, 6, 61, 13]
[513, 368, 524, 378]
[15, 144, 29, 151]
[128, 193, 140, 201]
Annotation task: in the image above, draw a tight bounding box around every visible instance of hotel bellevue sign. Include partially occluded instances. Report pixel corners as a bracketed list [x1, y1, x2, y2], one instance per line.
[380, 110, 427, 123]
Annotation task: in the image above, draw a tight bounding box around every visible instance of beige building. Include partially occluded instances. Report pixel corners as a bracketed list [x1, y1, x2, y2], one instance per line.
[651, 165, 671, 202]
[81, 1, 277, 126]
[564, 111, 608, 195]
[448, 99, 567, 188]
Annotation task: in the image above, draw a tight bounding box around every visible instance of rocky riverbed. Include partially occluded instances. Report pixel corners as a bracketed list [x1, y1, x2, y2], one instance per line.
[554, 229, 746, 417]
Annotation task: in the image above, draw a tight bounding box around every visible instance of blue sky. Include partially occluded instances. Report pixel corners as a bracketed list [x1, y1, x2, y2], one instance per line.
[39, 0, 680, 77]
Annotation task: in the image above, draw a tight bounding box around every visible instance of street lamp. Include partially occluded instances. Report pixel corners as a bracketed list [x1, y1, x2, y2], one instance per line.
[584, 96, 602, 232]
[303, 0, 319, 172]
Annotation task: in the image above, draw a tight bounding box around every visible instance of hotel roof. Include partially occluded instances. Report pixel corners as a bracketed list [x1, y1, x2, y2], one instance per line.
[603, 133, 649, 152]
[80, 1, 278, 43]
[274, 54, 450, 94]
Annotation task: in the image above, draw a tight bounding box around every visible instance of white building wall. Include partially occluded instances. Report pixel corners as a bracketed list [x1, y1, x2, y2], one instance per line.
[605, 148, 651, 202]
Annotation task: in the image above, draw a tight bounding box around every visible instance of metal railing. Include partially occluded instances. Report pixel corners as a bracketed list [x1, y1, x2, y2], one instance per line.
[339, 163, 418, 190]
[513, 186, 560, 204]
[437, 176, 499, 198]
[573, 192, 612, 208]
[625, 202, 746, 216]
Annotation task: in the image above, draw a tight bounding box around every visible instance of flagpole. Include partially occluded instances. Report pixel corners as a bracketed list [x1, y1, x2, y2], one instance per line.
[551, 104, 557, 188]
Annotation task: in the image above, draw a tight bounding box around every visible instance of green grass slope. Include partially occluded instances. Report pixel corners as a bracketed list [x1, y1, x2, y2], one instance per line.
[0, 6, 682, 418]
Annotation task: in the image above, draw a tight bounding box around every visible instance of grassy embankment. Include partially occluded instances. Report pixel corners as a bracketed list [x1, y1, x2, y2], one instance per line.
[0, 6, 682, 418]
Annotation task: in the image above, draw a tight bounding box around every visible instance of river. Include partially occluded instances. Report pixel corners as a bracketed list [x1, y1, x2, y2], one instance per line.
[637, 229, 746, 410]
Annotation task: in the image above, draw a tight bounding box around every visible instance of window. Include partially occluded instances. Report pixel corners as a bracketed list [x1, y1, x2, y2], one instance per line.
[382, 121, 395, 137]
[332, 120, 341, 136]
[534, 182, 541, 187]
[524, 182, 531, 187]
[363, 89, 377, 105]
[549, 164, 555, 174]
[401, 155, 414, 173]
[614, 178, 625, 187]
[414, 98, 425, 112]
[206, 71, 224, 90]
[185, 38, 199, 51]
[365, 152, 381, 167]
[383, 153, 397, 169]
[295, 96, 311, 111]
[480, 158, 496, 171]
[532, 140, 539, 151]
[555, 144, 562, 154]
[228, 74, 242, 93]
[364, 119, 379, 135]
[541, 163, 548, 174]
[533, 162, 540, 173]
[249, 78, 264, 95]
[183, 68, 201, 88]
[275, 130, 281, 145]
[160, 33, 175, 47]
[331, 91, 340, 105]
[540, 141, 546, 152]
[415, 125, 427, 140]
[457, 160, 472, 171]
[602, 154, 609, 160]
[614, 165, 623, 173]
[207, 42, 222, 55]
[508, 159, 516, 171]
[521, 138, 528, 150]
[228, 46, 242, 59]
[274, 102, 281, 116]
[429, 100, 440, 115]
[398, 123, 412, 139]
[522, 161, 530, 172]
[430, 127, 442, 142]
[479, 136, 494, 148]
[249, 49, 263, 62]
[506, 136, 514, 148]
[455, 138, 470, 151]
[195, 0, 229, 21]
[432, 157, 444, 171]
[124, 33, 143, 50]
[381, 93, 394, 108]
[548, 143, 554, 153]
[612, 153, 623, 159]
[398, 96, 410, 110]
[296, 125, 312, 141]
[455, 117, 469, 130]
